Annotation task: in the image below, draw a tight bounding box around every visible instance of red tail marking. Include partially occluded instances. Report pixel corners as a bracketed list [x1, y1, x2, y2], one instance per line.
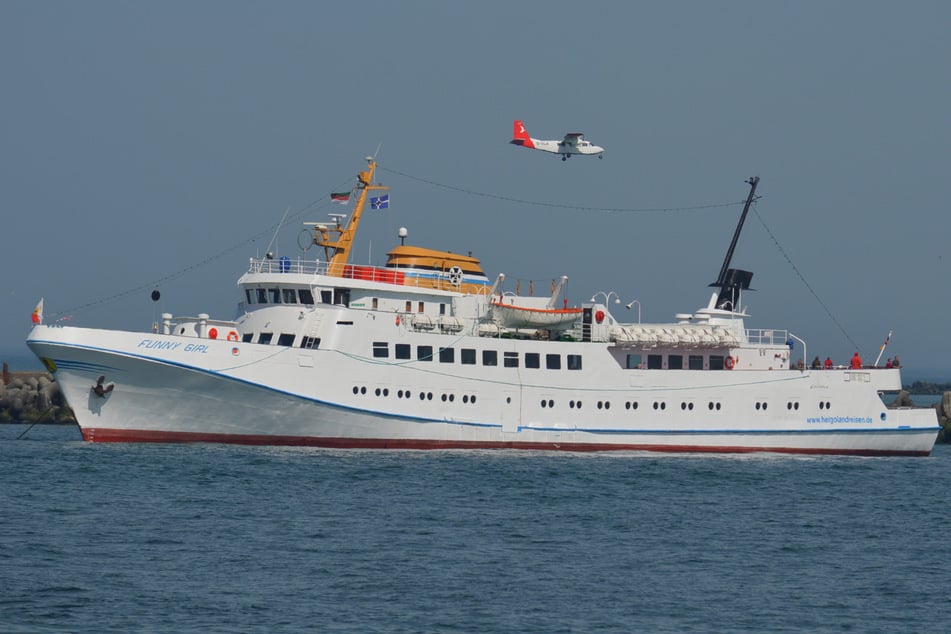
[511, 119, 534, 149]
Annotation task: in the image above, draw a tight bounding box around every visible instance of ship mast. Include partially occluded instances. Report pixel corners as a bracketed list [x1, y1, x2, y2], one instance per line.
[710, 176, 759, 311]
[312, 157, 389, 277]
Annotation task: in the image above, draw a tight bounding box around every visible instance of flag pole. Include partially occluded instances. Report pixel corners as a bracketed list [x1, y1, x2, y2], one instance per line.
[873, 330, 892, 367]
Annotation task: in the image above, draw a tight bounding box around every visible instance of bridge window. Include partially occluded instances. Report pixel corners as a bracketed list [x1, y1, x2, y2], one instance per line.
[320, 290, 332, 304]
[333, 289, 350, 307]
[242, 333, 253, 343]
[245, 289, 255, 305]
[483, 350, 498, 366]
[278, 333, 295, 347]
[269, 288, 281, 304]
[300, 336, 320, 349]
[282, 289, 297, 304]
[298, 289, 314, 305]
[258, 333, 273, 345]
[417, 345, 433, 362]
[256, 289, 268, 304]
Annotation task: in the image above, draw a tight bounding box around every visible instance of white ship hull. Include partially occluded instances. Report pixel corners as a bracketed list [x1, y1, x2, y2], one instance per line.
[28, 325, 939, 455]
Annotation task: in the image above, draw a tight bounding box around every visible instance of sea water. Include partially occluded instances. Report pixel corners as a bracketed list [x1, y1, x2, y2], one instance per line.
[2, 425, 950, 633]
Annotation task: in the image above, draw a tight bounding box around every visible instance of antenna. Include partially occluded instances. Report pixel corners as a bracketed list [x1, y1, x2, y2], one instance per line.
[264, 206, 292, 258]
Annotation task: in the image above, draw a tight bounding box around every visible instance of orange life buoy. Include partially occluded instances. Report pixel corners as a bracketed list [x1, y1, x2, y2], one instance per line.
[724, 356, 735, 370]
[395, 315, 401, 326]
[208, 327, 218, 339]
[227, 331, 239, 341]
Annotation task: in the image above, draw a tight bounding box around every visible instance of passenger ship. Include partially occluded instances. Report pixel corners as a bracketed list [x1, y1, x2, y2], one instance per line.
[26, 158, 939, 455]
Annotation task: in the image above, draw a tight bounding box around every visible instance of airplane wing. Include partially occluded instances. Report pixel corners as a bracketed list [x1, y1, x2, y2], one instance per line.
[560, 132, 584, 148]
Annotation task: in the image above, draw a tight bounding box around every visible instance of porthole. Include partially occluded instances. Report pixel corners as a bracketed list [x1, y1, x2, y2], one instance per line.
[688, 403, 694, 411]
[716, 402, 721, 411]
[605, 401, 611, 410]
[661, 402, 666, 410]
[681, 402, 687, 411]
[441, 394, 448, 402]
[375, 388, 381, 396]
[471, 395, 477, 404]
[398, 390, 404, 398]
[419, 392, 426, 400]
[787, 402, 792, 410]
[763, 402, 768, 411]
[708, 402, 714, 410]
[819, 401, 825, 410]
[548, 399, 554, 408]
[653, 402, 659, 410]
[541, 400, 547, 408]
[463, 395, 469, 404]
[625, 401, 631, 410]
[352, 386, 359, 395]
[756, 402, 761, 410]
[632, 401, 638, 410]
[427, 392, 433, 400]
[449, 394, 455, 402]
[360, 386, 367, 395]
[597, 401, 603, 410]
[794, 402, 799, 410]
[383, 388, 389, 397]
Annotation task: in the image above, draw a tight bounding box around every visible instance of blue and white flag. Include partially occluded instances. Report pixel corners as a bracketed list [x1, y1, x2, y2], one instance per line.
[371, 194, 389, 210]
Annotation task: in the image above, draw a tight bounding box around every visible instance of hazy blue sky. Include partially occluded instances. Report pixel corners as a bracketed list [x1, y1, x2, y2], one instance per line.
[3, 1, 950, 377]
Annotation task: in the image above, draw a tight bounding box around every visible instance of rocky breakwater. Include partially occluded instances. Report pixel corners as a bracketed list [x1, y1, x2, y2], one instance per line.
[892, 390, 951, 444]
[0, 364, 76, 424]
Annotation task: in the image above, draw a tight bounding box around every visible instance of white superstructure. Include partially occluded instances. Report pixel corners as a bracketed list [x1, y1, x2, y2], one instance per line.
[26, 159, 939, 455]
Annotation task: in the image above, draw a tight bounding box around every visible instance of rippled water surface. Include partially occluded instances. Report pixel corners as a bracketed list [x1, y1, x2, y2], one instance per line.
[2, 424, 950, 633]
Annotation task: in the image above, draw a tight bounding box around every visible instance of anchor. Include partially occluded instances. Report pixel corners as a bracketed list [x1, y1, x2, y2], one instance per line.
[91, 375, 114, 397]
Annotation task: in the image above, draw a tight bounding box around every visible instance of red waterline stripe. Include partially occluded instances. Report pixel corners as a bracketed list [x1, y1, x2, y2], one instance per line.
[80, 428, 932, 457]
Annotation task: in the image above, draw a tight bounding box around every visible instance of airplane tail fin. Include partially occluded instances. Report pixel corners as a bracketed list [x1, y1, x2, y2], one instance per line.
[510, 119, 535, 149]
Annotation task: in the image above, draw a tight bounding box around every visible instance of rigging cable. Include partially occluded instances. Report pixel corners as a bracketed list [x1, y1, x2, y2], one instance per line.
[751, 202, 860, 352]
[377, 164, 746, 214]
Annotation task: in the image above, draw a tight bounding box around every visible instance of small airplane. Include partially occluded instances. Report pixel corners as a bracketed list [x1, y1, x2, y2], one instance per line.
[510, 119, 604, 161]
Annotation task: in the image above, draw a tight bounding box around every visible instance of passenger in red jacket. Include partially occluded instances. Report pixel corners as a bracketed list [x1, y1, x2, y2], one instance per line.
[850, 351, 863, 369]
[824, 357, 833, 369]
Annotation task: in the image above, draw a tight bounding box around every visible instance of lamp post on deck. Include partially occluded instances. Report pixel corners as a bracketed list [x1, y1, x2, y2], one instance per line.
[590, 291, 620, 306]
[625, 299, 641, 323]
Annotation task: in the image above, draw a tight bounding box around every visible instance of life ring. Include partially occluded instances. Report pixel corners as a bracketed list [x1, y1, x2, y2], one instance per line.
[724, 355, 735, 370]
[227, 331, 239, 341]
[395, 315, 401, 326]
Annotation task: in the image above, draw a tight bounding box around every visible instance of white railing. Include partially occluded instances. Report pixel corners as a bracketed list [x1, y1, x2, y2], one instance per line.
[745, 328, 789, 346]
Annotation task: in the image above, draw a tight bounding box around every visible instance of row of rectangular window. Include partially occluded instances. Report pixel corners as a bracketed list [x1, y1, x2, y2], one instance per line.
[626, 353, 728, 370]
[373, 342, 582, 370]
